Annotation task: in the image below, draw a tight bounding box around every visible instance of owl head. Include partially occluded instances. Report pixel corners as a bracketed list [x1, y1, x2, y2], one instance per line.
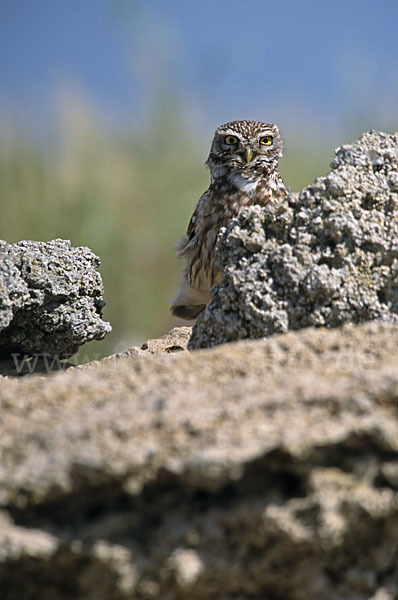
[206, 120, 283, 177]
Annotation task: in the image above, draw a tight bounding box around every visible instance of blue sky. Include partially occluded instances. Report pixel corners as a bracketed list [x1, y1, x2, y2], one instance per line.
[1, 0, 397, 141]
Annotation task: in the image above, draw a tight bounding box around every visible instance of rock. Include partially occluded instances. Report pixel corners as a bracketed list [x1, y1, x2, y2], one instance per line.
[0, 321, 397, 600]
[103, 326, 191, 360]
[0, 327, 190, 377]
[0, 239, 111, 359]
[189, 130, 398, 349]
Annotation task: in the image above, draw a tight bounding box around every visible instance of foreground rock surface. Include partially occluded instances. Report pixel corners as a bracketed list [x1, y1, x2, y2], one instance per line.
[0, 322, 397, 600]
[0, 239, 111, 359]
[189, 130, 398, 349]
[0, 326, 191, 377]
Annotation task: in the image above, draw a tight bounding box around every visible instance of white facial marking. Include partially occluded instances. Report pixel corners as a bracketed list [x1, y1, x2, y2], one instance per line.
[229, 172, 258, 193]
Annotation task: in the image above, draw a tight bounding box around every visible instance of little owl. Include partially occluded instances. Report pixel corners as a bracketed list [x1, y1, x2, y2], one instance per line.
[171, 120, 288, 319]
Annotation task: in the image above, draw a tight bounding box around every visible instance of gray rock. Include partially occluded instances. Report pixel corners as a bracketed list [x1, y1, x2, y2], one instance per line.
[189, 130, 398, 349]
[0, 322, 397, 600]
[0, 239, 111, 359]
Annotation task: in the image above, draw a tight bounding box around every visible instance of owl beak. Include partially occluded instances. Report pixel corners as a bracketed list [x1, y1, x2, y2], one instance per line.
[245, 147, 254, 163]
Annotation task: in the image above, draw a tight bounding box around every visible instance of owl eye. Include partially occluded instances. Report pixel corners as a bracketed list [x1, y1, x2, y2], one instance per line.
[260, 136, 273, 146]
[224, 135, 238, 145]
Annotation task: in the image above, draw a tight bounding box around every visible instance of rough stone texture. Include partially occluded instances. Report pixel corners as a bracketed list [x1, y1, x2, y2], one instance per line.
[102, 326, 191, 360]
[189, 130, 398, 349]
[0, 239, 111, 359]
[0, 321, 397, 600]
[0, 326, 191, 377]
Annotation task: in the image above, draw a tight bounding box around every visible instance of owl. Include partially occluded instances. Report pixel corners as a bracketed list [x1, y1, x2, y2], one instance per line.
[171, 120, 288, 319]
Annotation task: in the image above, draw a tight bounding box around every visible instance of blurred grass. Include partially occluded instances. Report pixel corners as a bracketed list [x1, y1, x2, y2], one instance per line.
[0, 101, 331, 359]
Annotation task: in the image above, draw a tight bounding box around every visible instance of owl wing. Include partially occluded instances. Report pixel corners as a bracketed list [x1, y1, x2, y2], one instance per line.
[187, 189, 212, 238]
[186, 208, 198, 241]
[177, 190, 211, 257]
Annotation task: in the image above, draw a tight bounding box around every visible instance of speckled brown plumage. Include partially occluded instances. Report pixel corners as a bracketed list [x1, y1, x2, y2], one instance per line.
[171, 120, 288, 319]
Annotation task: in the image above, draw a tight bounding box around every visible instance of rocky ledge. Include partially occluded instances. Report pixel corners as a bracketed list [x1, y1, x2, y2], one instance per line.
[0, 321, 397, 600]
[0, 239, 111, 358]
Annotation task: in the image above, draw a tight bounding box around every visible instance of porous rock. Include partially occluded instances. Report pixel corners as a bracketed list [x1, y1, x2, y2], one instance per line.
[189, 130, 398, 349]
[0, 321, 397, 600]
[0, 239, 111, 359]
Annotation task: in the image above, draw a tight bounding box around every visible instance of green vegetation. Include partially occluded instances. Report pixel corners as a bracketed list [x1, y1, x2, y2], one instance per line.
[0, 103, 331, 359]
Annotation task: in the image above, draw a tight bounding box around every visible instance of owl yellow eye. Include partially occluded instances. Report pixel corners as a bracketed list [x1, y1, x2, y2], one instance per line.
[224, 135, 238, 145]
[260, 136, 273, 146]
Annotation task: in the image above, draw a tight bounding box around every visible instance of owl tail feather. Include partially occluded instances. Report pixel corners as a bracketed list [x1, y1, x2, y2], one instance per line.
[171, 302, 206, 320]
[170, 272, 210, 320]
